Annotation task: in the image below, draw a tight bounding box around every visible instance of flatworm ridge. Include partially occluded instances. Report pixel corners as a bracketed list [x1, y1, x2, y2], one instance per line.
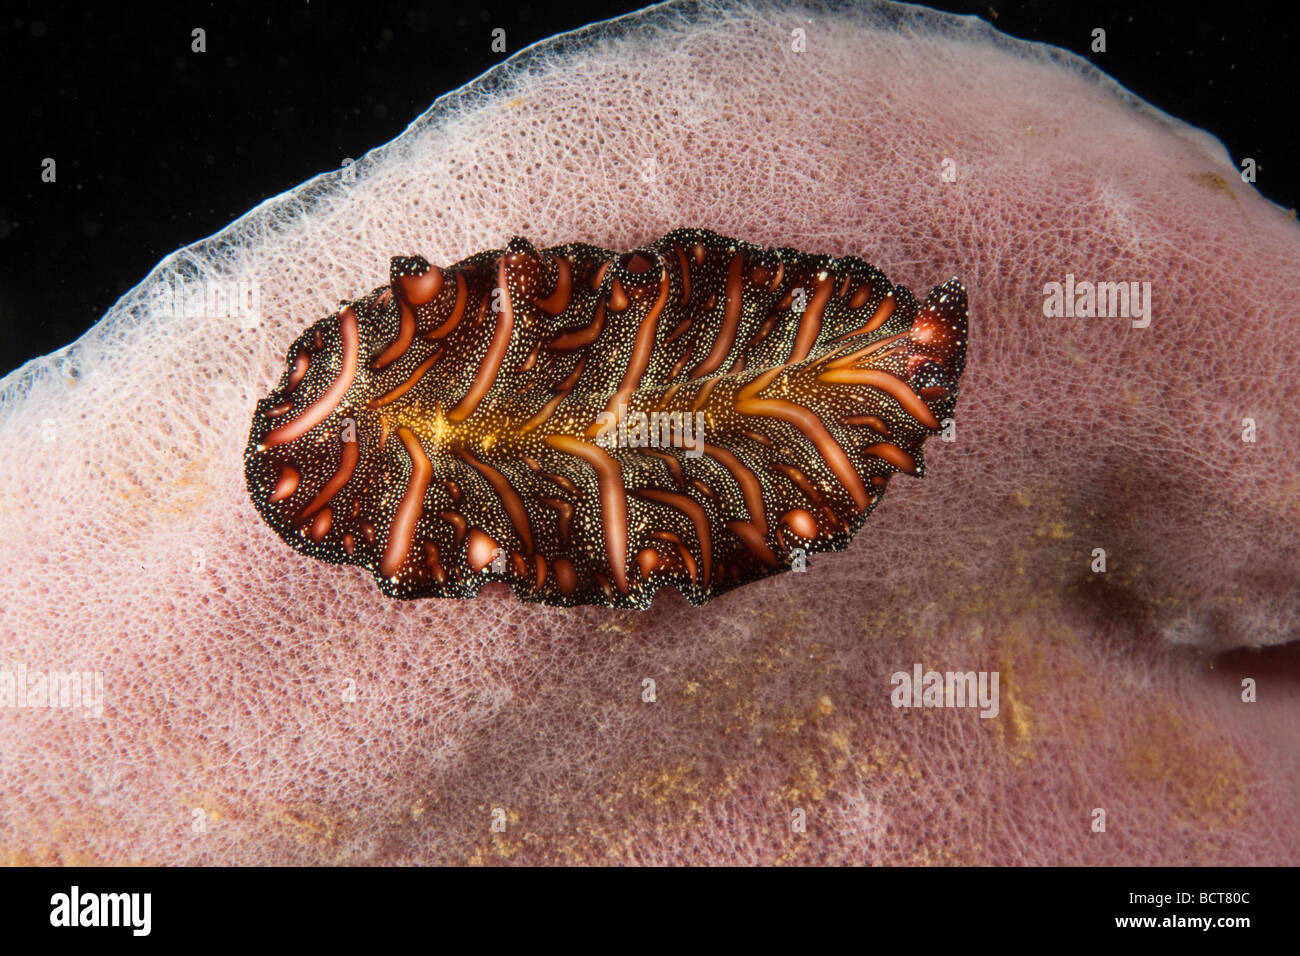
[244, 228, 968, 609]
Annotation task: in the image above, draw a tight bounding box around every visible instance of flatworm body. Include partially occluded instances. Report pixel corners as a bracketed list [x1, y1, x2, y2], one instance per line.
[245, 228, 968, 608]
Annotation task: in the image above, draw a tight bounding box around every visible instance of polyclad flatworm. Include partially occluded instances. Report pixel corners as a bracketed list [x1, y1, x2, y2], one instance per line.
[244, 228, 969, 608]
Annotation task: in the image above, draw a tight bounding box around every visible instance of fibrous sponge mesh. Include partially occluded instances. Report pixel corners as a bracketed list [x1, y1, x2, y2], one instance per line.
[0, 0, 1297, 865]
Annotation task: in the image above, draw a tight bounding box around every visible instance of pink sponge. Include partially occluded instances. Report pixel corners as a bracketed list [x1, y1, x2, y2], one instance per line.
[0, 0, 1295, 864]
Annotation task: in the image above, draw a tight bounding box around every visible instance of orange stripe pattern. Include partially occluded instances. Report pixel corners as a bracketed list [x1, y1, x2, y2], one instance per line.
[244, 229, 968, 607]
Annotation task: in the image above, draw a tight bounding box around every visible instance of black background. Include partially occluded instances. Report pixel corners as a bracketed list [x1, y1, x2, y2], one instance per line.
[1, 0, 1295, 376]
[3, 865, 1284, 941]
